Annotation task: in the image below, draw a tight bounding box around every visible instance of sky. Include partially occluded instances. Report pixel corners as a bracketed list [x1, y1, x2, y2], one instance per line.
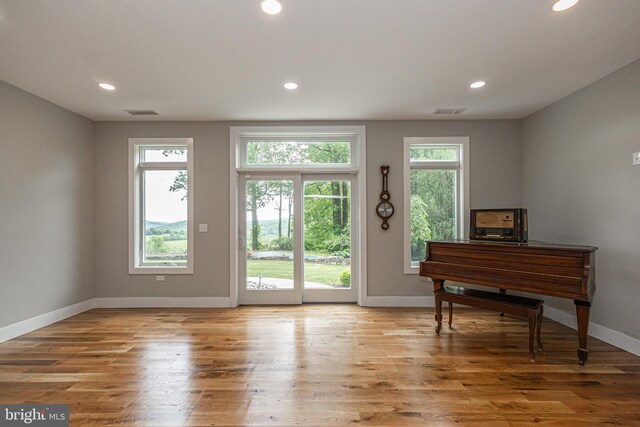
[144, 170, 187, 224]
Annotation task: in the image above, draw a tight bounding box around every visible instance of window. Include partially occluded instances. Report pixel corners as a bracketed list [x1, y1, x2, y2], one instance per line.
[403, 137, 469, 273]
[129, 138, 194, 274]
[236, 133, 357, 169]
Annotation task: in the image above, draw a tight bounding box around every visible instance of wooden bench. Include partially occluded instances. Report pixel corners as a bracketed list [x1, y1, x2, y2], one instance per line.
[435, 285, 544, 361]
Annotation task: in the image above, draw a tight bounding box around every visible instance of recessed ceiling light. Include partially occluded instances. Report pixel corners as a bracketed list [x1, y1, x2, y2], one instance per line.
[470, 81, 486, 89]
[98, 83, 116, 91]
[284, 82, 298, 90]
[261, 0, 282, 15]
[551, 0, 580, 12]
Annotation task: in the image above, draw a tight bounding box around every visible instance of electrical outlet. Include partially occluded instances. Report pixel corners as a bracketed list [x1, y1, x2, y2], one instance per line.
[156, 275, 165, 282]
[633, 152, 640, 166]
[199, 224, 208, 232]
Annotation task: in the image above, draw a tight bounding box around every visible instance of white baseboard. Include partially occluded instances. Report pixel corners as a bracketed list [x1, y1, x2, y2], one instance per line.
[93, 297, 231, 308]
[543, 305, 640, 357]
[0, 297, 231, 342]
[366, 296, 435, 307]
[0, 299, 95, 343]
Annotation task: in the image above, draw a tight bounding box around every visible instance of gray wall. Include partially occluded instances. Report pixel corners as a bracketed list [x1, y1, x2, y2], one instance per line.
[0, 81, 95, 328]
[521, 59, 640, 339]
[94, 122, 229, 298]
[94, 120, 521, 298]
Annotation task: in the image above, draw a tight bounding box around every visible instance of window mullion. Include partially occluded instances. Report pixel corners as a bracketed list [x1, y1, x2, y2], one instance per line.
[139, 161, 187, 170]
[410, 161, 460, 169]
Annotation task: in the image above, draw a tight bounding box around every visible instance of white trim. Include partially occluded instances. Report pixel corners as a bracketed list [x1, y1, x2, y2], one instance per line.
[229, 126, 367, 306]
[94, 297, 231, 308]
[128, 138, 194, 275]
[229, 132, 239, 307]
[357, 127, 367, 306]
[0, 299, 95, 343]
[366, 296, 435, 307]
[236, 167, 359, 174]
[543, 306, 640, 357]
[137, 161, 187, 170]
[403, 137, 470, 274]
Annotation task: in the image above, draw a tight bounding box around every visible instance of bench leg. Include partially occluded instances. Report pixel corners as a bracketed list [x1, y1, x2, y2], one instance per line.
[528, 312, 536, 362]
[448, 302, 453, 328]
[537, 306, 544, 351]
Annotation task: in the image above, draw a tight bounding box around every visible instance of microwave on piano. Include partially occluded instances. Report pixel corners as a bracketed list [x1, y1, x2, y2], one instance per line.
[470, 208, 528, 243]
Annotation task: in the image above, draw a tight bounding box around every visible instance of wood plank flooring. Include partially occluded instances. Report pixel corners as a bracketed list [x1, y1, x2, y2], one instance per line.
[0, 305, 639, 426]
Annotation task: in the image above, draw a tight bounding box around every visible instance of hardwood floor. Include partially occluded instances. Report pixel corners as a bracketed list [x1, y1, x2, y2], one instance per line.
[0, 305, 639, 426]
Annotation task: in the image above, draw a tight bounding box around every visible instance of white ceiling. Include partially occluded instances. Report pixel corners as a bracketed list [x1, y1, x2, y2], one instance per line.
[1, 0, 639, 121]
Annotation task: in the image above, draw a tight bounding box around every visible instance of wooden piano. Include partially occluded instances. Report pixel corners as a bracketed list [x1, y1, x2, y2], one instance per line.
[420, 239, 597, 365]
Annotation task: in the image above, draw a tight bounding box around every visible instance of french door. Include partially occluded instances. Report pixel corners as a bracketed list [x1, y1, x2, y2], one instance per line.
[238, 174, 357, 304]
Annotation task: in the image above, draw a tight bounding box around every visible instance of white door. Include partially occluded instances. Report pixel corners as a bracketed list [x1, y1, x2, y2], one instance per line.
[238, 173, 357, 305]
[302, 175, 357, 303]
[239, 174, 302, 305]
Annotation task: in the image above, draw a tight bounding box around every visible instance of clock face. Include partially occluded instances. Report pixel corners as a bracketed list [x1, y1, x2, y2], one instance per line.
[376, 202, 394, 218]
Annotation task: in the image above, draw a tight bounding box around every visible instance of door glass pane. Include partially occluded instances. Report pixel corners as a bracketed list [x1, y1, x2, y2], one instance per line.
[142, 170, 188, 266]
[303, 180, 351, 289]
[409, 169, 457, 264]
[246, 180, 294, 290]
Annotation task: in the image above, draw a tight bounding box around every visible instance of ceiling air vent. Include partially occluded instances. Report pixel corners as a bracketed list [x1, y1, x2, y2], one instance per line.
[433, 107, 466, 115]
[123, 109, 159, 116]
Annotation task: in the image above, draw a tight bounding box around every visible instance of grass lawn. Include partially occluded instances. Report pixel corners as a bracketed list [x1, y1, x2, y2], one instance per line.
[163, 239, 187, 252]
[144, 238, 187, 254]
[247, 259, 349, 286]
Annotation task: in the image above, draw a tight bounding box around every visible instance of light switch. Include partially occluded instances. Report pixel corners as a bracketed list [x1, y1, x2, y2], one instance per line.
[199, 224, 208, 232]
[156, 276, 165, 282]
[633, 152, 640, 166]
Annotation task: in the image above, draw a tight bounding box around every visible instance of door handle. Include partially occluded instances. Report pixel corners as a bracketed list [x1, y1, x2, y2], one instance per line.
[239, 233, 245, 249]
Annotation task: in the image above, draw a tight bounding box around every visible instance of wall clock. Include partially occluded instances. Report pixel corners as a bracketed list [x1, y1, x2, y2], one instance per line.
[376, 165, 395, 230]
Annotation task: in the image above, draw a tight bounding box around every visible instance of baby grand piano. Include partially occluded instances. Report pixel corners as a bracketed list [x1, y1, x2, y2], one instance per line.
[420, 240, 597, 365]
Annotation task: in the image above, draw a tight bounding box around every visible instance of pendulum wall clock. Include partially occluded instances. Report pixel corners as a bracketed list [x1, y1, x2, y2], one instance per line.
[376, 165, 395, 230]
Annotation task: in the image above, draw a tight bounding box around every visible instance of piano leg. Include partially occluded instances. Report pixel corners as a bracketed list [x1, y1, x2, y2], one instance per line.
[536, 306, 544, 351]
[434, 279, 444, 335]
[499, 289, 506, 316]
[574, 300, 592, 366]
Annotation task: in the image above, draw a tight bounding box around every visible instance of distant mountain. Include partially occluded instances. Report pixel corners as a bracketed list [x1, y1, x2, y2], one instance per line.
[246, 218, 288, 238]
[145, 221, 169, 229]
[152, 220, 187, 232]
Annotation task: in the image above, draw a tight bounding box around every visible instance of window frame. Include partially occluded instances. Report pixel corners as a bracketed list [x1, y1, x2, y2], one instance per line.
[235, 131, 359, 172]
[128, 138, 194, 274]
[403, 137, 469, 274]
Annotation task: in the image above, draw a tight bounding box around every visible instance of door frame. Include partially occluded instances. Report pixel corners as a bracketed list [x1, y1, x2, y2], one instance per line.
[229, 126, 367, 307]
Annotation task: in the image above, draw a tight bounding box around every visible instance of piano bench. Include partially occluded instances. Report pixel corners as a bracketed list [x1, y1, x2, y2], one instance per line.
[435, 285, 544, 362]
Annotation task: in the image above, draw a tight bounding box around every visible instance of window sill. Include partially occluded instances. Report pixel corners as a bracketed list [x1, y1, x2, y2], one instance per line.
[129, 266, 193, 275]
[404, 267, 420, 275]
